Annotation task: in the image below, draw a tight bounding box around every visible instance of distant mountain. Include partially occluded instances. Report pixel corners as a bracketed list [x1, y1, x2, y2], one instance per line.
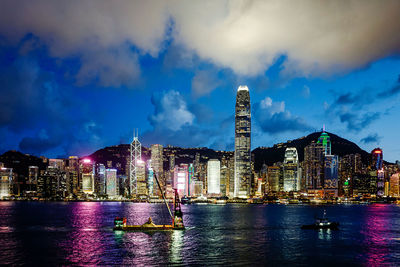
[252, 131, 371, 171]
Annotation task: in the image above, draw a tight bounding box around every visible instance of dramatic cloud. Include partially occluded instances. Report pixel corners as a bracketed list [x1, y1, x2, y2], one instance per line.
[0, 0, 169, 87]
[149, 90, 195, 131]
[254, 97, 311, 134]
[172, 0, 400, 77]
[361, 133, 382, 145]
[0, 0, 399, 88]
[377, 74, 400, 98]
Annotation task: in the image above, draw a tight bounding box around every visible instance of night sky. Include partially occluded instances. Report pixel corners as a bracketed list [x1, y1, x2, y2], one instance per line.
[0, 1, 400, 161]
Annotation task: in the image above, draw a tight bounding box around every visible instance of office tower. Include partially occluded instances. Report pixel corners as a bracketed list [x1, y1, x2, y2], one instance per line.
[234, 85, 251, 198]
[317, 131, 331, 156]
[283, 147, 300, 192]
[148, 167, 154, 196]
[207, 159, 221, 195]
[80, 158, 94, 195]
[389, 173, 399, 197]
[136, 160, 147, 197]
[151, 144, 163, 195]
[304, 141, 324, 190]
[67, 156, 80, 195]
[96, 164, 106, 196]
[339, 153, 361, 196]
[28, 166, 39, 192]
[129, 132, 141, 197]
[188, 163, 194, 196]
[371, 148, 384, 197]
[190, 180, 204, 197]
[106, 169, 118, 198]
[324, 155, 339, 197]
[220, 165, 228, 196]
[0, 167, 12, 199]
[38, 166, 66, 199]
[174, 164, 189, 198]
[267, 165, 281, 193]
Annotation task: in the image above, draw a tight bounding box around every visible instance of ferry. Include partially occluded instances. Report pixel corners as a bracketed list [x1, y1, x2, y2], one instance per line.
[301, 210, 339, 230]
[113, 174, 185, 231]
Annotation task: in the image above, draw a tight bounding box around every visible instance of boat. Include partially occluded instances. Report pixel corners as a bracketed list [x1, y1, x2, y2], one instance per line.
[181, 196, 191, 205]
[113, 173, 185, 231]
[301, 210, 339, 230]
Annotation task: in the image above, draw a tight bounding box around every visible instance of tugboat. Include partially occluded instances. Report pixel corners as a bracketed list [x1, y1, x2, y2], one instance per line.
[113, 174, 185, 231]
[301, 210, 339, 230]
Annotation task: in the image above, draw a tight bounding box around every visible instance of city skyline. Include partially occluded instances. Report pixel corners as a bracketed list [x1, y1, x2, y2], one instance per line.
[0, 1, 400, 162]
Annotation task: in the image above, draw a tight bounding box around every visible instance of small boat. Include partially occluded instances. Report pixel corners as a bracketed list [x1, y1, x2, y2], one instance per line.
[114, 174, 185, 231]
[181, 196, 191, 205]
[301, 210, 339, 230]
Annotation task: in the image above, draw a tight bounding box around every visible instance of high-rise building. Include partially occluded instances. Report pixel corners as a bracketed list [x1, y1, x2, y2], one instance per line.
[151, 144, 164, 195]
[389, 173, 399, 197]
[371, 148, 384, 197]
[80, 158, 94, 195]
[324, 155, 339, 197]
[136, 160, 147, 197]
[267, 166, 281, 193]
[96, 164, 106, 196]
[28, 166, 39, 192]
[317, 131, 331, 156]
[234, 85, 251, 198]
[283, 147, 300, 192]
[304, 142, 324, 190]
[0, 166, 12, 199]
[174, 164, 189, 198]
[106, 168, 118, 198]
[67, 156, 80, 195]
[38, 166, 66, 199]
[207, 159, 221, 195]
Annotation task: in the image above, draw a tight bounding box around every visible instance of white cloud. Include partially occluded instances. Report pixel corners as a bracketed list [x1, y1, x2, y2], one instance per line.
[260, 97, 285, 114]
[1, 0, 400, 86]
[149, 90, 195, 131]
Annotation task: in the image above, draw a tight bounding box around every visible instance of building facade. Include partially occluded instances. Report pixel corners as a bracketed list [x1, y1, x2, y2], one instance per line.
[207, 159, 221, 195]
[234, 85, 251, 198]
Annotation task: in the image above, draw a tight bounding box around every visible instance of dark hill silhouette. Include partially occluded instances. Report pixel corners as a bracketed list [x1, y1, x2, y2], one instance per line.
[252, 131, 371, 171]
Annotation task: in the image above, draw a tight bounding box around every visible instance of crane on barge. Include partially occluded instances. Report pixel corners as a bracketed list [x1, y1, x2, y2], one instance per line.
[113, 173, 184, 231]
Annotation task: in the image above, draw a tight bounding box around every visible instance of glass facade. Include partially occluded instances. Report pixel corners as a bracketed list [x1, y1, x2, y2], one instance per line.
[207, 159, 220, 195]
[234, 85, 251, 198]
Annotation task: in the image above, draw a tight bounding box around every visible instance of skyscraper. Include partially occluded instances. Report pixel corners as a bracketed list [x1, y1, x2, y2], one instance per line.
[0, 167, 12, 199]
[371, 148, 384, 197]
[80, 158, 94, 195]
[207, 159, 221, 195]
[304, 141, 324, 190]
[317, 131, 331, 155]
[283, 147, 300, 192]
[105, 168, 118, 198]
[151, 144, 164, 196]
[234, 85, 251, 198]
[174, 164, 189, 198]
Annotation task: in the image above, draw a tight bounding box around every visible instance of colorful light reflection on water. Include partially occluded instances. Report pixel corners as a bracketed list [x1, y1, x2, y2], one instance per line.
[1, 202, 400, 265]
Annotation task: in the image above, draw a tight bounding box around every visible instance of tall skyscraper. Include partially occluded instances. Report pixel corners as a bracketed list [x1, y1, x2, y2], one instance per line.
[151, 144, 164, 195]
[136, 160, 147, 197]
[80, 158, 94, 195]
[317, 131, 331, 155]
[324, 155, 339, 197]
[174, 164, 189, 198]
[207, 159, 221, 195]
[105, 168, 118, 198]
[234, 85, 251, 198]
[304, 141, 324, 190]
[283, 147, 300, 192]
[371, 148, 384, 197]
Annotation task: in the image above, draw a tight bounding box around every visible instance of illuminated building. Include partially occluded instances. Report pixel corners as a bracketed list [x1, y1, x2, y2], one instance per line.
[283, 147, 300, 192]
[38, 167, 67, 199]
[174, 164, 189, 197]
[188, 163, 194, 196]
[96, 164, 106, 196]
[151, 144, 163, 196]
[0, 167, 12, 199]
[267, 165, 281, 193]
[136, 160, 147, 197]
[339, 154, 362, 196]
[190, 180, 203, 197]
[67, 156, 79, 195]
[80, 158, 94, 195]
[234, 85, 251, 198]
[220, 166, 228, 196]
[28, 166, 39, 192]
[49, 159, 65, 170]
[324, 155, 339, 197]
[317, 131, 331, 155]
[207, 159, 220, 195]
[129, 132, 141, 197]
[304, 141, 324, 190]
[389, 173, 399, 197]
[148, 164, 154, 196]
[106, 169, 118, 198]
[371, 148, 384, 197]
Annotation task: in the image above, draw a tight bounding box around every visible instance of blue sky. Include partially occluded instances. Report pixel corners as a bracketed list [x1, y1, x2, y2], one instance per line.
[0, 1, 400, 161]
